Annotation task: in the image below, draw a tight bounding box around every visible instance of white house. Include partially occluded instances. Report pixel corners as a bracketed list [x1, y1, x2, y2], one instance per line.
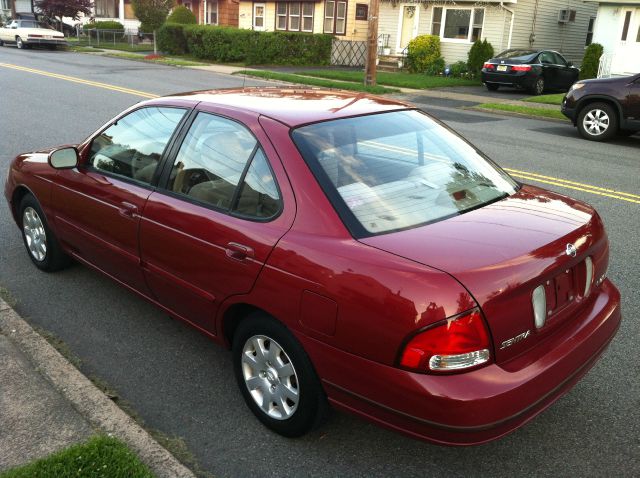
[585, 0, 640, 76]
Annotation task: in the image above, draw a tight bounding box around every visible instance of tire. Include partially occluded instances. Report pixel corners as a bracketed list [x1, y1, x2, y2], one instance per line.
[0, 39, 4, 47]
[19, 194, 71, 272]
[529, 76, 545, 95]
[232, 313, 328, 437]
[577, 102, 618, 142]
[16, 36, 25, 49]
[485, 83, 499, 91]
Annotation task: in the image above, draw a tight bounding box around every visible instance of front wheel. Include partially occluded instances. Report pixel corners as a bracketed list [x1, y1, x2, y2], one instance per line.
[232, 313, 328, 437]
[19, 194, 71, 271]
[16, 36, 25, 49]
[529, 77, 545, 95]
[577, 102, 618, 141]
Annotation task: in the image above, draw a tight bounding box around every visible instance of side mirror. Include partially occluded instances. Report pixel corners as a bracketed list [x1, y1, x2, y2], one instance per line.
[568, 61, 574, 67]
[49, 147, 79, 169]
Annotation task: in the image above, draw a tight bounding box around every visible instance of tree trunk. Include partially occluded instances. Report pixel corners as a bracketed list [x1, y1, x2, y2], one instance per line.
[153, 30, 157, 55]
[10, 0, 16, 19]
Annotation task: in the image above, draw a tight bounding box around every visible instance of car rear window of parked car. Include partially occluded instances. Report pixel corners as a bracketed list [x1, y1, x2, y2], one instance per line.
[496, 49, 537, 61]
[292, 110, 518, 236]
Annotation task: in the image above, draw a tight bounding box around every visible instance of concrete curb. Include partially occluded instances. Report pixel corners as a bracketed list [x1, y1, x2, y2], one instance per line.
[467, 106, 569, 123]
[0, 298, 195, 478]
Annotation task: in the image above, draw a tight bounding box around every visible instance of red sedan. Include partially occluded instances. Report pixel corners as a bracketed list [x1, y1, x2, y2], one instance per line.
[3, 88, 621, 445]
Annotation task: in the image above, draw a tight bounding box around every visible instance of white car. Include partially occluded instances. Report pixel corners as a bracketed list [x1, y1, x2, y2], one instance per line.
[0, 20, 66, 49]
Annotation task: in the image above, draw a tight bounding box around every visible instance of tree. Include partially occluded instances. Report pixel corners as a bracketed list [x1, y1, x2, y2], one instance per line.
[131, 0, 174, 54]
[34, 0, 93, 31]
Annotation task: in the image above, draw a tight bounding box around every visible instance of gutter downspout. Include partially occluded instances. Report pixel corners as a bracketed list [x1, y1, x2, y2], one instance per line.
[500, 2, 515, 49]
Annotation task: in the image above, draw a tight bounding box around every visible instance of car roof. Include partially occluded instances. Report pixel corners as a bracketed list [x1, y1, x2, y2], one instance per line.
[162, 87, 412, 127]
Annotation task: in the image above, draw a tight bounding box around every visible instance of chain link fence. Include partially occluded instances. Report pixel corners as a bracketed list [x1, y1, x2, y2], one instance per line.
[75, 28, 155, 51]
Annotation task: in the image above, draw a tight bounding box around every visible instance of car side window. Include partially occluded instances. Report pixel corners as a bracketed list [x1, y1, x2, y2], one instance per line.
[552, 52, 567, 66]
[88, 107, 186, 185]
[539, 52, 553, 64]
[167, 112, 280, 218]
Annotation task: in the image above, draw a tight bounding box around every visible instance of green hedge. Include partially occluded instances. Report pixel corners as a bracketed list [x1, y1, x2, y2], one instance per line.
[167, 5, 197, 24]
[580, 43, 603, 80]
[157, 24, 332, 65]
[406, 35, 444, 74]
[83, 21, 124, 31]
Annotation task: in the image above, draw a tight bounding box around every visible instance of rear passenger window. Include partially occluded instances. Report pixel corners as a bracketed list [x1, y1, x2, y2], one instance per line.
[167, 112, 281, 218]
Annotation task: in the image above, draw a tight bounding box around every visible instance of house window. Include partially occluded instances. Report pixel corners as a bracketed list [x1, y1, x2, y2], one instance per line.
[355, 3, 368, 21]
[254, 3, 265, 30]
[183, 2, 191, 11]
[435, 7, 484, 42]
[207, 0, 218, 24]
[324, 0, 347, 35]
[431, 7, 442, 37]
[276, 2, 314, 32]
[95, 0, 119, 18]
[621, 11, 631, 41]
[585, 16, 595, 45]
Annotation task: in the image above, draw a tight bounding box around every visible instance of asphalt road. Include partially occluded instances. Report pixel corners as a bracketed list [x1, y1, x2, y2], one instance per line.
[1, 47, 639, 477]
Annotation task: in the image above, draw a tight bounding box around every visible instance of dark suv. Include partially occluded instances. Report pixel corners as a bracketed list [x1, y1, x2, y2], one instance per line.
[562, 73, 640, 141]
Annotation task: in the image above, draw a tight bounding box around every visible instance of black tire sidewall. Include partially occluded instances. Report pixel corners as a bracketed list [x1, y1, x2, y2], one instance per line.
[19, 194, 67, 271]
[577, 102, 618, 141]
[232, 314, 327, 437]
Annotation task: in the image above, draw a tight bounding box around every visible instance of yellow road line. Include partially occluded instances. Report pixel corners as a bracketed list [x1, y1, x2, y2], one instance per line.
[0, 62, 159, 99]
[504, 168, 640, 200]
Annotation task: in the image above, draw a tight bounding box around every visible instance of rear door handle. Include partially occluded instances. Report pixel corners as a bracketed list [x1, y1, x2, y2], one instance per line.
[225, 242, 254, 262]
[118, 201, 139, 219]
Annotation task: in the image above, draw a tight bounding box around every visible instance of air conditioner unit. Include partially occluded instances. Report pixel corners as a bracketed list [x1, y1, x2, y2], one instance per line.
[558, 9, 576, 23]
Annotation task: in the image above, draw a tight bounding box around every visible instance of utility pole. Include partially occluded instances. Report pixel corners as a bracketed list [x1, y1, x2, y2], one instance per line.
[364, 0, 380, 86]
[10, 0, 17, 19]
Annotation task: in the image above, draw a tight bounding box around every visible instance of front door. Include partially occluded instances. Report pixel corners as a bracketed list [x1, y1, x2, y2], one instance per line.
[399, 6, 418, 51]
[52, 106, 188, 295]
[139, 109, 293, 333]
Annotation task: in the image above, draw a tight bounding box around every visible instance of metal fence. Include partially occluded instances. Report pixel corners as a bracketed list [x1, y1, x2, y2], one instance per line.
[331, 40, 367, 67]
[77, 28, 154, 49]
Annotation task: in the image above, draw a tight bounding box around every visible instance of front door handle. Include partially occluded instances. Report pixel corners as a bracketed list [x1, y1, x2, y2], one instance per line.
[118, 201, 139, 219]
[225, 242, 254, 262]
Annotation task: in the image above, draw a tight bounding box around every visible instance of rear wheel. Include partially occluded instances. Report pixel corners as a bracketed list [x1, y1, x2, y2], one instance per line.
[577, 102, 618, 141]
[529, 77, 545, 95]
[485, 83, 499, 91]
[19, 194, 71, 272]
[232, 313, 328, 437]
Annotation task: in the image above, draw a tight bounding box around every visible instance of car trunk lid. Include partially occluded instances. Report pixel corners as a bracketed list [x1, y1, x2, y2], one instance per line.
[359, 185, 609, 364]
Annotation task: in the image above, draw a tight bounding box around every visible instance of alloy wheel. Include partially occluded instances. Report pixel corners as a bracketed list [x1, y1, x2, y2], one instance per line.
[22, 207, 47, 262]
[583, 109, 610, 136]
[241, 335, 300, 420]
[16, 37, 23, 49]
[535, 78, 544, 95]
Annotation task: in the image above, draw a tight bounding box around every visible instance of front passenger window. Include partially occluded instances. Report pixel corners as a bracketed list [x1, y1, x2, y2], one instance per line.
[88, 107, 186, 185]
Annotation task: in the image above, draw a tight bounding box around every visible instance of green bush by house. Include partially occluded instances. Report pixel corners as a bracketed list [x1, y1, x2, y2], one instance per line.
[158, 24, 332, 65]
[580, 43, 603, 80]
[449, 61, 468, 78]
[467, 39, 494, 78]
[406, 35, 444, 75]
[83, 20, 124, 31]
[167, 5, 197, 24]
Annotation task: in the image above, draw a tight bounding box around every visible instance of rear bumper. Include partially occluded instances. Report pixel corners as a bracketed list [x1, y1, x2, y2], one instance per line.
[302, 279, 621, 445]
[482, 70, 535, 89]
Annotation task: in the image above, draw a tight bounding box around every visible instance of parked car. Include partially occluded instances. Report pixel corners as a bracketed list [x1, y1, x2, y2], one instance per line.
[0, 19, 66, 49]
[482, 49, 579, 95]
[4, 89, 621, 444]
[562, 73, 640, 141]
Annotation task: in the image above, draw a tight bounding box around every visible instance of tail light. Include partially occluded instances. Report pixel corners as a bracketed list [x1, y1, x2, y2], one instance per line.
[512, 65, 532, 72]
[532, 285, 546, 329]
[483, 62, 495, 70]
[583, 256, 593, 297]
[399, 309, 492, 373]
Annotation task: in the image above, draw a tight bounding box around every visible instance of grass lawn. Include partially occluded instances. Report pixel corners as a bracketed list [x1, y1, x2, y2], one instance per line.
[105, 52, 207, 67]
[234, 70, 399, 94]
[524, 93, 565, 105]
[477, 103, 568, 120]
[293, 69, 480, 89]
[0, 435, 154, 478]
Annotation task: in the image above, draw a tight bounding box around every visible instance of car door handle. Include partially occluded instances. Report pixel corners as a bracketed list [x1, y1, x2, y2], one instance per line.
[118, 201, 139, 219]
[225, 242, 254, 262]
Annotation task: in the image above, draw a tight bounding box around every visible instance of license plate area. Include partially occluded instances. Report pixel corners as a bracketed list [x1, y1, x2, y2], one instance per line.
[551, 268, 576, 313]
[497, 65, 508, 72]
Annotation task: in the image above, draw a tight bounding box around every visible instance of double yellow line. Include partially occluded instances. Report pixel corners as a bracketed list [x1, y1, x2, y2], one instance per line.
[0, 62, 158, 99]
[504, 168, 640, 204]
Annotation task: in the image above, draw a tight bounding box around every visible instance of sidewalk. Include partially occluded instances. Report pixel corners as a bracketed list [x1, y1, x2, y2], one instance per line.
[0, 299, 195, 478]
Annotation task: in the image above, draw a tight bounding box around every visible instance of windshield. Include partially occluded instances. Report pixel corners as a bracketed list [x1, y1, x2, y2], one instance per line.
[291, 110, 518, 237]
[496, 49, 537, 61]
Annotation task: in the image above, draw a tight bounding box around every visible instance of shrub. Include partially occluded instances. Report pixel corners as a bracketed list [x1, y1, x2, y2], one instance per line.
[158, 23, 188, 54]
[580, 43, 603, 79]
[467, 39, 494, 78]
[83, 20, 124, 31]
[449, 60, 468, 78]
[183, 25, 332, 65]
[167, 5, 197, 24]
[405, 34, 442, 74]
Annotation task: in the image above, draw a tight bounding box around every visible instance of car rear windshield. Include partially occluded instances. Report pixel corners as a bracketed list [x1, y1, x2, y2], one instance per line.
[496, 50, 537, 61]
[291, 110, 518, 237]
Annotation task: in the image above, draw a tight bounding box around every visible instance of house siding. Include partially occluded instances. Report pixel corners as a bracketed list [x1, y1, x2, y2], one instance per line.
[509, 0, 598, 64]
[592, 4, 640, 75]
